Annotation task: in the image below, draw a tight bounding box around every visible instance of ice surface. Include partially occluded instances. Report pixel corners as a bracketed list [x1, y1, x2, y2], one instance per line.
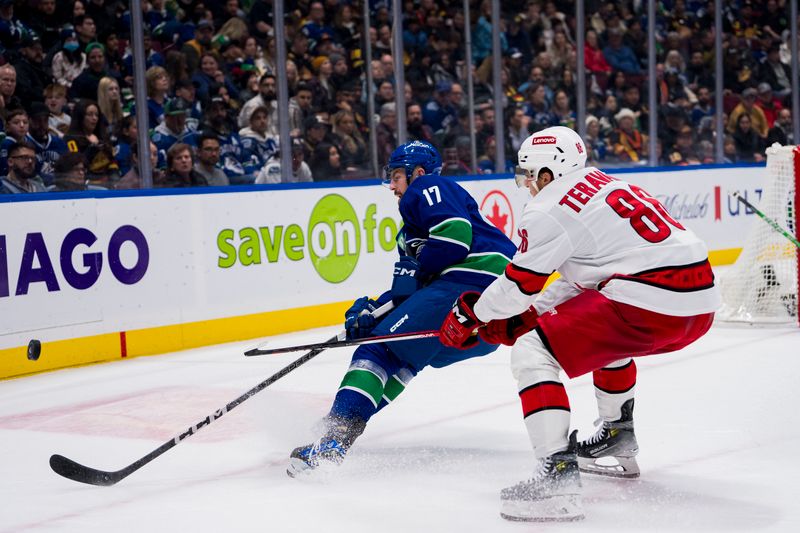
[1, 323, 799, 532]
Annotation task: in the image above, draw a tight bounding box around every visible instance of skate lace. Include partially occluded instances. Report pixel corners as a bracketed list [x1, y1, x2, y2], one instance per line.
[584, 418, 609, 446]
[525, 456, 554, 483]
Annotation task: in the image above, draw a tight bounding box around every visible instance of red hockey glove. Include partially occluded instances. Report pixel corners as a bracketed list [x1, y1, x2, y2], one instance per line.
[479, 306, 539, 346]
[439, 291, 484, 349]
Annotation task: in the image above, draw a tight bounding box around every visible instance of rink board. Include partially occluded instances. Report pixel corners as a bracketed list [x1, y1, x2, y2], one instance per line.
[0, 165, 766, 378]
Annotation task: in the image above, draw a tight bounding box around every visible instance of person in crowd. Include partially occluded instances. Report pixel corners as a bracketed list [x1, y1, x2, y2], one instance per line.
[27, 0, 60, 50]
[584, 114, 608, 163]
[116, 140, 161, 190]
[181, 19, 214, 74]
[145, 66, 170, 128]
[309, 55, 335, 113]
[766, 108, 794, 147]
[112, 115, 137, 176]
[331, 109, 367, 173]
[0, 63, 21, 118]
[551, 89, 575, 129]
[151, 97, 197, 164]
[48, 151, 89, 191]
[44, 83, 71, 137]
[754, 82, 783, 129]
[97, 76, 123, 130]
[523, 83, 555, 132]
[103, 31, 125, 80]
[406, 102, 434, 144]
[440, 138, 473, 176]
[68, 43, 111, 102]
[685, 51, 714, 93]
[723, 134, 739, 163]
[1, 142, 46, 194]
[0, 0, 30, 52]
[732, 113, 765, 163]
[309, 142, 343, 181]
[174, 78, 203, 131]
[63, 99, 118, 184]
[665, 124, 699, 165]
[507, 106, 531, 154]
[603, 28, 641, 74]
[547, 28, 574, 72]
[239, 105, 278, 173]
[237, 72, 277, 131]
[0, 108, 29, 175]
[518, 65, 551, 103]
[423, 80, 457, 134]
[192, 52, 238, 104]
[759, 42, 791, 100]
[201, 95, 246, 180]
[255, 140, 313, 184]
[288, 81, 314, 137]
[26, 102, 68, 186]
[610, 107, 648, 164]
[73, 13, 96, 49]
[727, 87, 769, 138]
[375, 79, 395, 107]
[585, 29, 611, 79]
[12, 32, 51, 107]
[376, 102, 398, 167]
[301, 115, 332, 162]
[690, 86, 715, 127]
[194, 133, 229, 187]
[620, 83, 649, 131]
[160, 142, 207, 188]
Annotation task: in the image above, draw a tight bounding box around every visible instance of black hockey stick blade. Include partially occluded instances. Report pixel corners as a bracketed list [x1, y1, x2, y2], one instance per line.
[243, 329, 440, 356]
[50, 454, 126, 486]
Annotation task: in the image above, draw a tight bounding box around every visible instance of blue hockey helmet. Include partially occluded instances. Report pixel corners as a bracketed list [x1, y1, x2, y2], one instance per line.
[383, 140, 442, 186]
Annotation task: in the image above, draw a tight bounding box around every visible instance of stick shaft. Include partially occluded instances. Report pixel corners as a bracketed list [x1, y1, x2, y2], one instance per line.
[244, 329, 440, 356]
[50, 301, 398, 486]
[734, 192, 800, 248]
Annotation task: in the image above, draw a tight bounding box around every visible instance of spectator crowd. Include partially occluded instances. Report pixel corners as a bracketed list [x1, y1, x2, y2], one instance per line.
[0, 0, 797, 194]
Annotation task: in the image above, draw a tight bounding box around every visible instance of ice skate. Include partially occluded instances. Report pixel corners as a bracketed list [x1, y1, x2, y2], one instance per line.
[287, 416, 366, 478]
[577, 398, 640, 478]
[500, 431, 584, 522]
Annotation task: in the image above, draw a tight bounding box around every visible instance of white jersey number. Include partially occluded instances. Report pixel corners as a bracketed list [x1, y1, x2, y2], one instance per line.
[422, 185, 442, 206]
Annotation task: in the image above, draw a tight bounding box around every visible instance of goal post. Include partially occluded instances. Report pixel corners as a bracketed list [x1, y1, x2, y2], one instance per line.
[717, 144, 799, 326]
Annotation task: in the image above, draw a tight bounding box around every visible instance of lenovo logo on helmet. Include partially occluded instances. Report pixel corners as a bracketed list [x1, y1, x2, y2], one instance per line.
[532, 136, 556, 145]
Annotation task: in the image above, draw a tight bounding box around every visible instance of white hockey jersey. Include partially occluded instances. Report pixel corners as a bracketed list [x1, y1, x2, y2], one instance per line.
[474, 167, 721, 321]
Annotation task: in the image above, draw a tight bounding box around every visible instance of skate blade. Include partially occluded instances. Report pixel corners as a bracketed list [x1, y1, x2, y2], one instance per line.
[578, 456, 640, 478]
[500, 494, 585, 522]
[286, 457, 312, 478]
[286, 457, 342, 480]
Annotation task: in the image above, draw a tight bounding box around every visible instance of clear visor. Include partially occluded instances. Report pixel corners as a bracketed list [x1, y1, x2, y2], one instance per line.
[382, 165, 406, 188]
[514, 166, 535, 188]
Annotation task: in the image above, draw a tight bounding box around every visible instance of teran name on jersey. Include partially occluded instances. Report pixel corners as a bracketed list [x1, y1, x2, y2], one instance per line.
[557, 169, 616, 213]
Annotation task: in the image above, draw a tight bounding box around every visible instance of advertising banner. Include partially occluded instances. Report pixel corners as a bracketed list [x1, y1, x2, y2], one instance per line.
[0, 165, 768, 354]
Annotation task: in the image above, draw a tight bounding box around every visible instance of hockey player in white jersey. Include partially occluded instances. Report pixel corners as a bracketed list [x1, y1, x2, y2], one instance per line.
[439, 126, 720, 522]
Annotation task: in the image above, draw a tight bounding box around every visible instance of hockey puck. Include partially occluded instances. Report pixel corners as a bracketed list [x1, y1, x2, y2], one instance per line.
[27, 339, 41, 361]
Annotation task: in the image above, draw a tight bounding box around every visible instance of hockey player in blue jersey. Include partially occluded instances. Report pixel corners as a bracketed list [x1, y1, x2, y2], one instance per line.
[288, 140, 517, 477]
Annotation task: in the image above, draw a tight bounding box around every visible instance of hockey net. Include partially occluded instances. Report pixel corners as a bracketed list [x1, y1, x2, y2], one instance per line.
[717, 144, 799, 326]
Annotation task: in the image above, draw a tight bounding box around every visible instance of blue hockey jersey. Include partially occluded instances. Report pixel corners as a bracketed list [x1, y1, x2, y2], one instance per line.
[397, 174, 516, 288]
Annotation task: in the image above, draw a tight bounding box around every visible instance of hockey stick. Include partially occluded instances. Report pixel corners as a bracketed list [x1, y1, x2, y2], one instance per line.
[732, 191, 800, 248]
[49, 301, 395, 486]
[243, 329, 440, 356]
